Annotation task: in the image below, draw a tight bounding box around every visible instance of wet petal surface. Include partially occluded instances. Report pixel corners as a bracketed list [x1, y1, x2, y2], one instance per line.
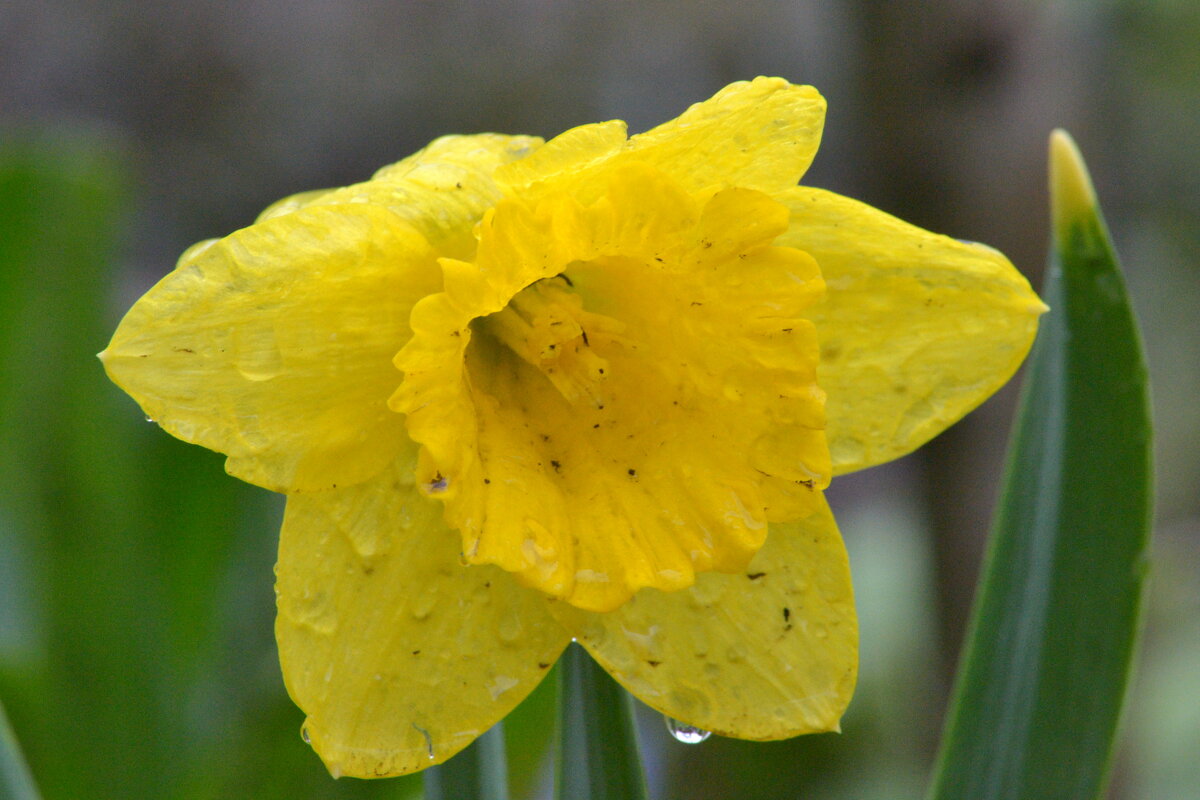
[312, 133, 544, 259]
[394, 165, 829, 611]
[102, 203, 440, 492]
[276, 453, 570, 778]
[496, 77, 826, 203]
[552, 495, 857, 739]
[779, 187, 1045, 475]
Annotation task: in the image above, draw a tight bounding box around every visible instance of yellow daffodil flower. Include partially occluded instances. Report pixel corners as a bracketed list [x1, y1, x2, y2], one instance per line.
[100, 77, 1044, 778]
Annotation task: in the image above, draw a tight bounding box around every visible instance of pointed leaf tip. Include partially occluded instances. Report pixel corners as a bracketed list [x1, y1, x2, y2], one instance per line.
[1049, 129, 1098, 237]
[929, 127, 1152, 800]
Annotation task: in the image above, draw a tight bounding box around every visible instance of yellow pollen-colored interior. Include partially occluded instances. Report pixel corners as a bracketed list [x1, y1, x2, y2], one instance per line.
[393, 165, 833, 611]
[473, 276, 620, 408]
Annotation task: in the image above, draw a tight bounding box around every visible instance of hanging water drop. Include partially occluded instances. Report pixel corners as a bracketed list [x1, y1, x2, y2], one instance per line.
[412, 722, 435, 760]
[664, 715, 711, 744]
[301, 725, 311, 743]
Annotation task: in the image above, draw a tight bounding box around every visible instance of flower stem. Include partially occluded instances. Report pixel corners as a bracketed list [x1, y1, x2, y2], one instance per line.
[0, 697, 42, 800]
[555, 643, 649, 800]
[422, 721, 509, 800]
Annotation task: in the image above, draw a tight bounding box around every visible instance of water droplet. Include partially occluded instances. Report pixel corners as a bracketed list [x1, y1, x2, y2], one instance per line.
[144, 416, 155, 423]
[956, 239, 1003, 256]
[664, 716, 711, 744]
[721, 490, 766, 531]
[301, 725, 311, 743]
[410, 590, 437, 620]
[285, 589, 337, 634]
[574, 568, 610, 584]
[177, 237, 219, 264]
[344, 515, 390, 558]
[622, 624, 662, 657]
[412, 723, 435, 760]
[521, 519, 560, 581]
[496, 609, 524, 644]
[234, 342, 283, 381]
[487, 674, 519, 699]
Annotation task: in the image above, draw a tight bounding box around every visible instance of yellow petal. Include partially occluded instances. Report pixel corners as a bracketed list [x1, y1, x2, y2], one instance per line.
[101, 203, 440, 493]
[255, 134, 542, 242]
[313, 133, 543, 259]
[496, 77, 826, 203]
[551, 494, 857, 739]
[777, 187, 1046, 475]
[625, 77, 826, 193]
[276, 454, 570, 778]
[394, 164, 829, 612]
[255, 188, 337, 223]
[491, 120, 629, 200]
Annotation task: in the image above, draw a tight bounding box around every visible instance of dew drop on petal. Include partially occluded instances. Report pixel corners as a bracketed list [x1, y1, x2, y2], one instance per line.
[289, 589, 338, 634]
[487, 674, 520, 699]
[412, 723, 435, 760]
[233, 331, 284, 381]
[956, 238, 1004, 257]
[301, 725, 311, 743]
[664, 715, 711, 744]
[496, 608, 524, 645]
[410, 590, 437, 621]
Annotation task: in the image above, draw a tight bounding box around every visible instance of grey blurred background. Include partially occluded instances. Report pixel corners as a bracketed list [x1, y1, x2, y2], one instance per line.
[2, 1, 1197, 798]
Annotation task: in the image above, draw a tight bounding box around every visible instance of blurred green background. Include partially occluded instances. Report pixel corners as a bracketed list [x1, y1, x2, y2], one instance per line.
[1, 2, 1196, 798]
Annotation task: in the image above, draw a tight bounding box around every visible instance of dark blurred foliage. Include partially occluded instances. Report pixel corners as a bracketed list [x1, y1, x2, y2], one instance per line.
[1, 1, 1196, 798]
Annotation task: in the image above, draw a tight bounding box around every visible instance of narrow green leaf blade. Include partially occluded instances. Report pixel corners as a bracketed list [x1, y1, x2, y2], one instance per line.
[928, 130, 1153, 800]
[423, 722, 509, 800]
[555, 644, 648, 800]
[0, 698, 41, 800]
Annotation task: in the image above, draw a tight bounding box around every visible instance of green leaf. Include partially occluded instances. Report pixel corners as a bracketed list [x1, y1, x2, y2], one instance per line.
[0, 134, 165, 799]
[423, 722, 509, 800]
[502, 660, 559, 798]
[0, 133, 421, 800]
[928, 130, 1153, 800]
[555, 644, 648, 800]
[0, 697, 41, 800]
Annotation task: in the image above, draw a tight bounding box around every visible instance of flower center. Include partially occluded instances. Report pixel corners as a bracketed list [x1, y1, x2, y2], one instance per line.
[392, 165, 831, 611]
[473, 276, 620, 408]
